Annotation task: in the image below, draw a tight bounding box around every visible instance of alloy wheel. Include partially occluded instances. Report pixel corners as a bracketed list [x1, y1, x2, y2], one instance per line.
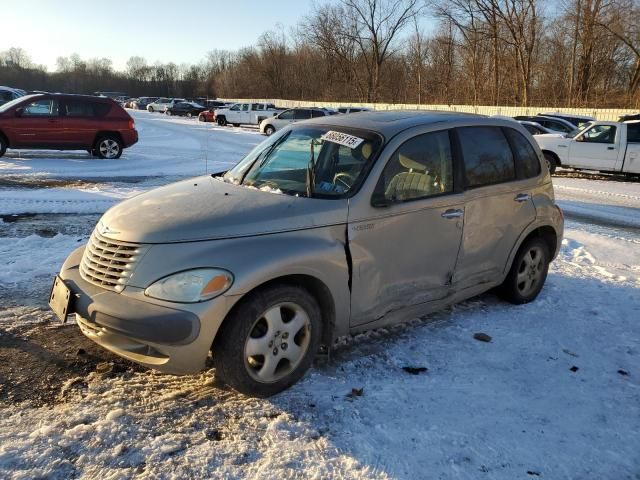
[243, 302, 311, 383]
[99, 139, 120, 159]
[516, 245, 545, 296]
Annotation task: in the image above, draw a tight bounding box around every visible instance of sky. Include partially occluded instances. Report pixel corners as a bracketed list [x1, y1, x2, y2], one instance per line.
[1, 0, 323, 71]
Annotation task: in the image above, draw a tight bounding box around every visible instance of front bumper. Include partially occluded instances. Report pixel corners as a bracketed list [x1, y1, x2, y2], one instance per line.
[59, 246, 236, 374]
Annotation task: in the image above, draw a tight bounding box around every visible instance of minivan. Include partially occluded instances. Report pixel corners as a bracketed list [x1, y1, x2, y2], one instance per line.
[50, 111, 564, 397]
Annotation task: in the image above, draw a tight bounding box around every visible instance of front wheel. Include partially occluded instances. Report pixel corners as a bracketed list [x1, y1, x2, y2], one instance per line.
[264, 125, 275, 136]
[232, 123, 240, 127]
[217, 116, 227, 126]
[499, 237, 550, 304]
[213, 284, 322, 397]
[94, 136, 123, 159]
[187, 112, 193, 118]
[543, 152, 557, 174]
[148, 106, 154, 113]
[198, 114, 206, 122]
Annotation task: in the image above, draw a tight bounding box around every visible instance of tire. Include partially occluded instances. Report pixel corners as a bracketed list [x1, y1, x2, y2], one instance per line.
[499, 237, 550, 304]
[232, 123, 240, 127]
[166, 110, 172, 116]
[213, 284, 322, 397]
[187, 112, 193, 118]
[217, 116, 227, 126]
[264, 125, 275, 136]
[543, 152, 557, 174]
[94, 136, 123, 160]
[148, 106, 154, 113]
[0, 135, 7, 158]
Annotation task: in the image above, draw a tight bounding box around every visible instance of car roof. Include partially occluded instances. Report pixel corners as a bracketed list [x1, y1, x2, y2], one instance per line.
[539, 112, 595, 120]
[301, 110, 487, 137]
[25, 93, 114, 103]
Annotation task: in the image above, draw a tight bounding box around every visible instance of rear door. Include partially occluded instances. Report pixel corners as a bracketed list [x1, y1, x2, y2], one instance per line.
[453, 126, 538, 290]
[568, 124, 619, 170]
[61, 99, 110, 147]
[624, 123, 640, 174]
[10, 97, 63, 147]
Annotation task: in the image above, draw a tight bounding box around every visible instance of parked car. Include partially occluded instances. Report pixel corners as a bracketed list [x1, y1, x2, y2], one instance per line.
[619, 112, 640, 122]
[538, 112, 595, 129]
[147, 98, 186, 113]
[534, 120, 640, 175]
[214, 102, 280, 126]
[514, 115, 579, 136]
[0, 86, 24, 106]
[131, 97, 158, 110]
[198, 101, 228, 122]
[0, 93, 138, 159]
[166, 101, 208, 118]
[259, 108, 333, 135]
[518, 120, 555, 136]
[337, 106, 371, 114]
[49, 111, 562, 397]
[123, 98, 138, 108]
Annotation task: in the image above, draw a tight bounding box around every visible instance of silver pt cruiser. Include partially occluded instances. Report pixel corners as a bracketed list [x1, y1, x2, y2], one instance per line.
[50, 111, 564, 397]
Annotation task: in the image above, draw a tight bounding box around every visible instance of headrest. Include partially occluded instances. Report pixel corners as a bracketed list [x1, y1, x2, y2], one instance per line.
[399, 154, 427, 172]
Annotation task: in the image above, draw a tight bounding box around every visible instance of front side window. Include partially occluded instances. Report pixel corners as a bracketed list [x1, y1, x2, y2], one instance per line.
[580, 125, 616, 144]
[544, 120, 573, 134]
[458, 126, 515, 188]
[222, 126, 381, 198]
[378, 130, 453, 203]
[503, 128, 541, 178]
[241, 104, 249, 111]
[22, 99, 59, 117]
[278, 109, 294, 120]
[230, 104, 240, 111]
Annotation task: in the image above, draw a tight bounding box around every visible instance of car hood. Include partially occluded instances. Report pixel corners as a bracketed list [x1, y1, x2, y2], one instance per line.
[98, 176, 348, 244]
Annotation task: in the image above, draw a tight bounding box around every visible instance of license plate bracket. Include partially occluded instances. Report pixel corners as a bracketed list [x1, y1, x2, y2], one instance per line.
[49, 275, 74, 323]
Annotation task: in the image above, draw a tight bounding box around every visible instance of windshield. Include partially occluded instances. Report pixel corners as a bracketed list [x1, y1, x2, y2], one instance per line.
[222, 126, 381, 198]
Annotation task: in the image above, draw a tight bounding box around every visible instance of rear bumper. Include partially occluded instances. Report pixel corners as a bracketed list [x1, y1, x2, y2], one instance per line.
[121, 129, 138, 148]
[59, 246, 236, 374]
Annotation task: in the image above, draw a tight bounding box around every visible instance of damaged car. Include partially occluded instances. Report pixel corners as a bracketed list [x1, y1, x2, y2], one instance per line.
[50, 111, 564, 397]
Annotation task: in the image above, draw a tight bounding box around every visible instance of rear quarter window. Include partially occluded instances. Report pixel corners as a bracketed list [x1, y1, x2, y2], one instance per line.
[503, 128, 541, 178]
[458, 126, 515, 188]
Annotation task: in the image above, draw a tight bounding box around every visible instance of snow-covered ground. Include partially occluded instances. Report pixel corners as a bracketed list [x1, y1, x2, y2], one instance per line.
[0, 111, 638, 479]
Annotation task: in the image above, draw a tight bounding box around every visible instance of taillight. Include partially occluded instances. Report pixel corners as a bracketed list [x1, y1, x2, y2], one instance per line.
[128, 119, 135, 129]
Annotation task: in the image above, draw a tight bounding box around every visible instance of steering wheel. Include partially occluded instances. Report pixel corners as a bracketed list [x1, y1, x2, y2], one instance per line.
[333, 172, 356, 189]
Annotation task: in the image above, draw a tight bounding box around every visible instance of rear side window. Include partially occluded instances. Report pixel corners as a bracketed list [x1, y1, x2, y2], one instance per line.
[458, 126, 515, 188]
[65, 100, 110, 117]
[503, 128, 541, 178]
[311, 110, 325, 118]
[294, 109, 311, 120]
[628, 124, 640, 143]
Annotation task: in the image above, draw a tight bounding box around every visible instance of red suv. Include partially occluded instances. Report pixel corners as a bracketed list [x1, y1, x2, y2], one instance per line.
[0, 93, 138, 159]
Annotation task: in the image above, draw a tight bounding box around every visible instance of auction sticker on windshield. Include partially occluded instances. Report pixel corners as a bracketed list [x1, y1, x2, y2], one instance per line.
[320, 131, 364, 149]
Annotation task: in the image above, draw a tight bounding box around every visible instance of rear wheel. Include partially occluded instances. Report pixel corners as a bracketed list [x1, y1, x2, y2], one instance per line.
[166, 110, 172, 116]
[0, 135, 7, 158]
[198, 114, 206, 122]
[217, 116, 227, 126]
[187, 112, 193, 118]
[499, 237, 550, 304]
[543, 152, 557, 174]
[213, 284, 322, 397]
[232, 123, 240, 127]
[264, 125, 275, 136]
[94, 136, 123, 159]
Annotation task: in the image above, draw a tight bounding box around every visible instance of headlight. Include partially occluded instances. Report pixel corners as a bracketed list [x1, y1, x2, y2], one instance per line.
[144, 268, 233, 303]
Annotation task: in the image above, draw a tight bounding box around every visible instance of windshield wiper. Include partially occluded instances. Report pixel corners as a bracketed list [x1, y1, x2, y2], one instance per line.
[306, 139, 319, 198]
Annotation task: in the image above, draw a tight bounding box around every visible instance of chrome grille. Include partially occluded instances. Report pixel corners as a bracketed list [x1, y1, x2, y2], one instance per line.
[80, 229, 147, 292]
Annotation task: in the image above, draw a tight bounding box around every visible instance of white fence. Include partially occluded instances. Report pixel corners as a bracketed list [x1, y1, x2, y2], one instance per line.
[219, 98, 637, 121]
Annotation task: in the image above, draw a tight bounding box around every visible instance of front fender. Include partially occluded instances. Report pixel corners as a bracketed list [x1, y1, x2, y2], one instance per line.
[128, 226, 351, 337]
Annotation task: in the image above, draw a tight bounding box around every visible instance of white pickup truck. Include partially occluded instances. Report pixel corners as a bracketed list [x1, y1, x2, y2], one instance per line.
[535, 121, 640, 175]
[213, 102, 280, 127]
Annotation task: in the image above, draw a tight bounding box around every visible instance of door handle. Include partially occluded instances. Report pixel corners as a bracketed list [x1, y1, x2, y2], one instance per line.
[607, 146, 615, 150]
[515, 193, 530, 202]
[441, 209, 463, 219]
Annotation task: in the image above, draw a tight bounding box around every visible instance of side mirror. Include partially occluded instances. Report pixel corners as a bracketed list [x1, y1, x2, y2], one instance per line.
[15, 107, 23, 117]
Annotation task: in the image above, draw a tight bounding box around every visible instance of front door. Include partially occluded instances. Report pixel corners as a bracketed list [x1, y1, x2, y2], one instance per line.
[348, 129, 464, 326]
[568, 124, 619, 170]
[10, 97, 63, 147]
[453, 126, 538, 289]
